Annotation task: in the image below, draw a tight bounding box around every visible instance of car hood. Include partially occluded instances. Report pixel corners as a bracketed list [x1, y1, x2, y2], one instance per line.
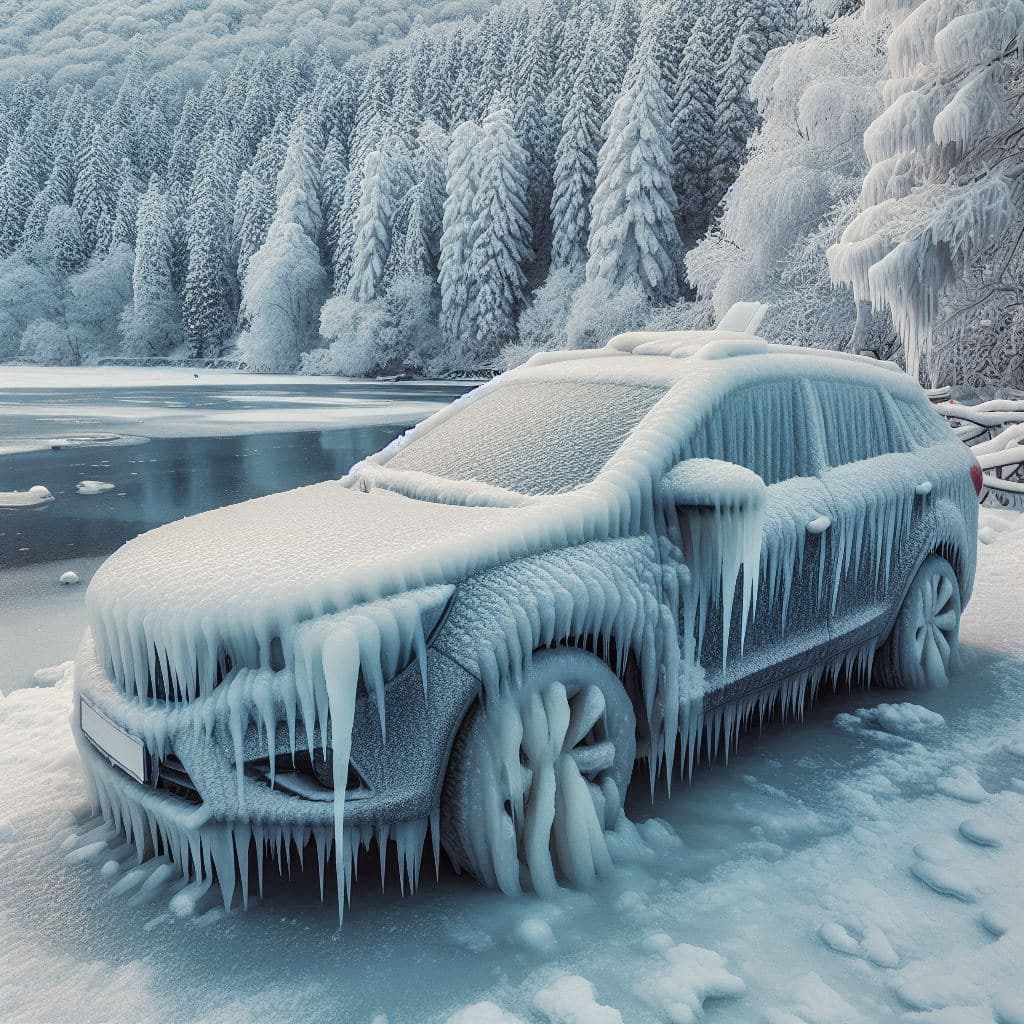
[85, 479, 621, 698]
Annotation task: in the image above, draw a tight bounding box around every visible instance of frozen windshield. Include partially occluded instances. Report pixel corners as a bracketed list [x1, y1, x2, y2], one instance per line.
[386, 380, 667, 495]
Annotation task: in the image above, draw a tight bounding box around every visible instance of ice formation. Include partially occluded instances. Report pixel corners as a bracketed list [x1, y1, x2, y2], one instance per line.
[76, 480, 116, 495]
[0, 484, 53, 508]
[76, 338, 977, 915]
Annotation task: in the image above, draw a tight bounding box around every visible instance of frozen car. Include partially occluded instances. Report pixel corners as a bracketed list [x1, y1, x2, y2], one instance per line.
[73, 327, 979, 911]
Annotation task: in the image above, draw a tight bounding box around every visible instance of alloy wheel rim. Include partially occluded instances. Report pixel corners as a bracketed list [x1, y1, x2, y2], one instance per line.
[911, 569, 957, 678]
[485, 679, 620, 896]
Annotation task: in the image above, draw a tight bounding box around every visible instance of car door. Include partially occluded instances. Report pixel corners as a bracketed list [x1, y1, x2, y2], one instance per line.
[810, 379, 927, 652]
[666, 378, 839, 711]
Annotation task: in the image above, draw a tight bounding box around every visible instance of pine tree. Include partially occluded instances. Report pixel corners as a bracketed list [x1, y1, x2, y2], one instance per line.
[710, 0, 796, 203]
[42, 204, 87, 274]
[233, 113, 289, 278]
[550, 23, 605, 269]
[109, 158, 139, 250]
[465, 100, 533, 362]
[236, 115, 328, 370]
[586, 33, 682, 302]
[182, 129, 243, 358]
[73, 119, 122, 255]
[672, 15, 717, 246]
[438, 120, 483, 353]
[0, 140, 37, 256]
[413, 120, 449, 273]
[319, 129, 349, 267]
[347, 135, 410, 302]
[121, 176, 180, 356]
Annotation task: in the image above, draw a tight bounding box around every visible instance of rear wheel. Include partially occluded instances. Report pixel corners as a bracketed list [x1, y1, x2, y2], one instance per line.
[875, 555, 961, 689]
[441, 649, 635, 896]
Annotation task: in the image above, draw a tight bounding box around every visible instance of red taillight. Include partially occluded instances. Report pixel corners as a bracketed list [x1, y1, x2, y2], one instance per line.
[970, 461, 983, 496]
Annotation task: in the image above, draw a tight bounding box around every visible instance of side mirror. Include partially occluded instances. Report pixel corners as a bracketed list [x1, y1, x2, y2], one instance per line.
[661, 458, 766, 515]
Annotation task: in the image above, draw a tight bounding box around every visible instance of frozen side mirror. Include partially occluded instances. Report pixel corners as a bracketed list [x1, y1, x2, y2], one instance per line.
[661, 458, 766, 515]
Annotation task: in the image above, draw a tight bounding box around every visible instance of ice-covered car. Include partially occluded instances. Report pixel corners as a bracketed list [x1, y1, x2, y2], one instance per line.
[73, 327, 979, 912]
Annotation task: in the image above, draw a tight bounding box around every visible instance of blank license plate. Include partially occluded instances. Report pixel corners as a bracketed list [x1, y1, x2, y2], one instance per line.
[80, 697, 147, 784]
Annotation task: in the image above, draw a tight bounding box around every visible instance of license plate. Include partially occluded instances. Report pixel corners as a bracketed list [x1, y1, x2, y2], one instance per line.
[80, 697, 148, 784]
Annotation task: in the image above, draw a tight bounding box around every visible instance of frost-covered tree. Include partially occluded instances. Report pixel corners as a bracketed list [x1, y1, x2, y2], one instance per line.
[121, 177, 180, 357]
[687, 12, 893, 353]
[672, 15, 717, 246]
[438, 120, 483, 352]
[182, 129, 242, 358]
[0, 140, 35, 255]
[829, 0, 1024, 386]
[109, 159, 139, 250]
[238, 117, 327, 371]
[586, 32, 682, 302]
[711, 0, 796, 203]
[73, 120, 123, 255]
[464, 99, 533, 361]
[550, 24, 605, 269]
[347, 135, 410, 302]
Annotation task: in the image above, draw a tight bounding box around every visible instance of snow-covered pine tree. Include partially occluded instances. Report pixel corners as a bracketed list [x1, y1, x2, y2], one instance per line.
[829, 0, 1024, 386]
[233, 113, 289, 278]
[586, 29, 682, 302]
[319, 129, 349, 269]
[551, 23, 606, 269]
[42, 204, 87, 275]
[412, 120, 449, 274]
[109, 158, 139, 250]
[438, 120, 483, 354]
[464, 99, 533, 362]
[347, 134, 410, 302]
[710, 0, 796, 204]
[672, 15, 718, 247]
[121, 176, 180, 356]
[182, 128, 242, 359]
[237, 114, 327, 370]
[73, 119, 122, 255]
[0, 140, 36, 256]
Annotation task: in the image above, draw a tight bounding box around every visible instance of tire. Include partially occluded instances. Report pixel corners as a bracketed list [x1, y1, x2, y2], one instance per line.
[875, 555, 962, 689]
[441, 648, 636, 896]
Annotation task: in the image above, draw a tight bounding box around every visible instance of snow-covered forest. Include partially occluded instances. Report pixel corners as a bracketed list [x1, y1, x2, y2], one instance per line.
[0, 0, 1021, 386]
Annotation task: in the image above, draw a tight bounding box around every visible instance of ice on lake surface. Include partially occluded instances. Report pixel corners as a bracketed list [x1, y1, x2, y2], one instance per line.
[0, 373, 464, 689]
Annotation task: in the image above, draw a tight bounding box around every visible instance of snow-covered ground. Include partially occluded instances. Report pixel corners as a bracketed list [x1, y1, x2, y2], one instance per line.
[2, 511, 1022, 1023]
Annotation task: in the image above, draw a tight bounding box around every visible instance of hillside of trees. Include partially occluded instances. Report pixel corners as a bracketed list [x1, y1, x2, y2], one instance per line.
[1, 0, 1019, 386]
[0, 0, 827, 375]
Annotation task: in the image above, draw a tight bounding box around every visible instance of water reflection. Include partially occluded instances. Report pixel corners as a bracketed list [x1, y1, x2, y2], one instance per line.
[0, 424, 402, 568]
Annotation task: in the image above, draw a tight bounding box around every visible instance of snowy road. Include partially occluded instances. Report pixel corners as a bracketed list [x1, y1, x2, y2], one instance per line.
[1, 515, 1022, 1023]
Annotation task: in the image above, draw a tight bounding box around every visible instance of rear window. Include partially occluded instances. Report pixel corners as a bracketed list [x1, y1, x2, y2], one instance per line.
[894, 397, 955, 446]
[387, 380, 667, 495]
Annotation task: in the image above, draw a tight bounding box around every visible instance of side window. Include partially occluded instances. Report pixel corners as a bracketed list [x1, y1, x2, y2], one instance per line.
[894, 396, 954, 447]
[815, 382, 911, 466]
[684, 381, 814, 485]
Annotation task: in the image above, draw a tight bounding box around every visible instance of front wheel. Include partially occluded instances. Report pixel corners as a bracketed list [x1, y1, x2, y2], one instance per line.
[875, 555, 962, 689]
[441, 648, 636, 896]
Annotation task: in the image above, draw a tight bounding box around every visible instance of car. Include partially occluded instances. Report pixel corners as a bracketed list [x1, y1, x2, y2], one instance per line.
[73, 319, 980, 914]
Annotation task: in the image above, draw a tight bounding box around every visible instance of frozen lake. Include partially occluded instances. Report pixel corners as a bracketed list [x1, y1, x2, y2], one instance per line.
[0, 369, 470, 690]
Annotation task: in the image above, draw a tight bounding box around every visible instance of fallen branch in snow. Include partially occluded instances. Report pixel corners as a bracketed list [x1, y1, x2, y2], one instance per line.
[932, 398, 1024, 508]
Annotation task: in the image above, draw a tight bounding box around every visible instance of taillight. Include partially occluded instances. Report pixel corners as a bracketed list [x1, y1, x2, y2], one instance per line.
[970, 461, 983, 496]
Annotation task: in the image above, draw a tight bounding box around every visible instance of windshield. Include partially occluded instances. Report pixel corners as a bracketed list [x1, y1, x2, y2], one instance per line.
[386, 380, 667, 495]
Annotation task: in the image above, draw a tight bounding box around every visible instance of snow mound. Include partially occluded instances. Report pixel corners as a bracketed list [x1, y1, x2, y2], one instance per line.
[0, 485, 53, 508]
[834, 702, 945, 736]
[59, 571, 80, 585]
[637, 943, 746, 1023]
[514, 917, 557, 953]
[76, 480, 116, 495]
[532, 976, 623, 1024]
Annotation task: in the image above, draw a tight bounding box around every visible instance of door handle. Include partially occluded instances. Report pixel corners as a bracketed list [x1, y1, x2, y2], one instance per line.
[915, 480, 933, 496]
[806, 515, 831, 534]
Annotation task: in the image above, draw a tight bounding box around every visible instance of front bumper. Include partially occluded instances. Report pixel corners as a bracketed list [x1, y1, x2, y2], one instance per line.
[73, 628, 481, 837]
